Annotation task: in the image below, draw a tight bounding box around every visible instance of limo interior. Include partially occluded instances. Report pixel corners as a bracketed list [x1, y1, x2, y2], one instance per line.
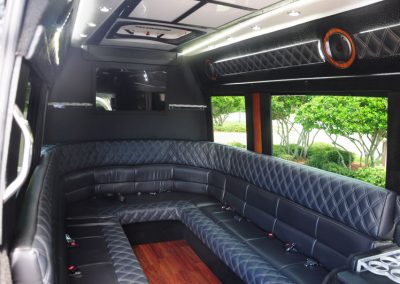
[1, 0, 400, 283]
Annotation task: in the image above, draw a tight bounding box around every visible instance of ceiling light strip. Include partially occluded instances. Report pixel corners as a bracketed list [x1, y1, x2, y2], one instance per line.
[359, 22, 400, 34]
[214, 39, 320, 63]
[180, 0, 299, 55]
[222, 72, 400, 86]
[180, 0, 383, 56]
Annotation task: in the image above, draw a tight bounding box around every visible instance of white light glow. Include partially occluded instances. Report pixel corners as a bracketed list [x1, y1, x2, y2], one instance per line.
[180, 0, 383, 56]
[317, 40, 325, 62]
[99, 6, 111, 13]
[252, 25, 261, 31]
[72, 0, 124, 46]
[222, 72, 400, 86]
[360, 22, 400, 34]
[53, 28, 62, 65]
[52, 9, 72, 65]
[143, 71, 149, 82]
[287, 10, 301, 17]
[214, 40, 319, 63]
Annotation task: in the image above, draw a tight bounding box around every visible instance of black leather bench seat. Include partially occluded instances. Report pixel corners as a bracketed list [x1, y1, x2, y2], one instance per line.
[11, 140, 396, 284]
[66, 217, 148, 284]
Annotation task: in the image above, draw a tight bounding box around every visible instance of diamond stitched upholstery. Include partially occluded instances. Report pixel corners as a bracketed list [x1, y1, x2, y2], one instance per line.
[52, 140, 393, 239]
[228, 149, 395, 239]
[181, 207, 294, 284]
[14, 140, 394, 284]
[102, 220, 148, 284]
[354, 25, 400, 59]
[95, 200, 294, 284]
[98, 200, 193, 224]
[211, 41, 324, 77]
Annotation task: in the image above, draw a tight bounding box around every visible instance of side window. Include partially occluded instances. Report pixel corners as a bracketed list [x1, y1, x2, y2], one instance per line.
[271, 95, 387, 187]
[211, 96, 246, 149]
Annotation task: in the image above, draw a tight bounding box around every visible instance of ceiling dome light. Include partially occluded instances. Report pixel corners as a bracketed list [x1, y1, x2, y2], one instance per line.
[87, 22, 97, 27]
[287, 10, 301, 17]
[80, 33, 88, 38]
[99, 6, 110, 13]
[252, 25, 261, 31]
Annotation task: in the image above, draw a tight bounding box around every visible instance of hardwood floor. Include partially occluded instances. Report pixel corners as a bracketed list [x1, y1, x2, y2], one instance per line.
[133, 240, 221, 284]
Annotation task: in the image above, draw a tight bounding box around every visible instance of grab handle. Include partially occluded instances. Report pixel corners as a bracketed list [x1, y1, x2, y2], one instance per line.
[3, 105, 33, 202]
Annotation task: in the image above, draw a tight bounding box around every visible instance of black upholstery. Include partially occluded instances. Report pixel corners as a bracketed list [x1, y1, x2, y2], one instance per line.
[12, 140, 396, 284]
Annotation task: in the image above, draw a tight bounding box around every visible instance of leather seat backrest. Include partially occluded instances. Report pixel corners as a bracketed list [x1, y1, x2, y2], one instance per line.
[12, 153, 67, 284]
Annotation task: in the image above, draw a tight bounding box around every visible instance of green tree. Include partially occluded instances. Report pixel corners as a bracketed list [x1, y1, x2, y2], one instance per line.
[296, 96, 387, 167]
[211, 96, 245, 126]
[272, 96, 317, 157]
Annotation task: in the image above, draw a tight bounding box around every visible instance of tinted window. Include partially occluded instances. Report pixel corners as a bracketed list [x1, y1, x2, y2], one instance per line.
[212, 96, 246, 149]
[271, 95, 387, 187]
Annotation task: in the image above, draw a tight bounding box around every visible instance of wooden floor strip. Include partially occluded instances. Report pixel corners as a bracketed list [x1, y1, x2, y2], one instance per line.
[133, 240, 221, 284]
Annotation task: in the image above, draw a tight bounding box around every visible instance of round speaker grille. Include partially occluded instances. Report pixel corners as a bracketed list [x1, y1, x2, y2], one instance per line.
[323, 28, 356, 69]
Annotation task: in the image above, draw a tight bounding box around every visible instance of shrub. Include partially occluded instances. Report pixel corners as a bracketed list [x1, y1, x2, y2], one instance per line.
[227, 141, 246, 149]
[325, 149, 354, 167]
[214, 122, 246, 132]
[306, 143, 332, 157]
[307, 143, 354, 167]
[279, 154, 296, 161]
[353, 167, 386, 188]
[272, 144, 304, 158]
[306, 151, 328, 169]
[320, 163, 355, 178]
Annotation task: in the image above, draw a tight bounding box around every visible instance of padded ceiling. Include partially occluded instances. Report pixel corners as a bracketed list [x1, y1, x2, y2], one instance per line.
[129, 0, 198, 22]
[179, 3, 251, 28]
[71, 0, 384, 53]
[216, 0, 283, 10]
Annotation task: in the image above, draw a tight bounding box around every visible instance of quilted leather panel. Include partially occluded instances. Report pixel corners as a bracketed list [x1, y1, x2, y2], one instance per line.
[54, 140, 174, 173]
[19, 139, 391, 284]
[394, 196, 400, 245]
[51, 140, 394, 239]
[96, 200, 293, 284]
[101, 220, 148, 284]
[211, 41, 324, 77]
[180, 208, 293, 284]
[98, 200, 193, 225]
[228, 148, 394, 239]
[354, 25, 400, 59]
[31, 153, 59, 284]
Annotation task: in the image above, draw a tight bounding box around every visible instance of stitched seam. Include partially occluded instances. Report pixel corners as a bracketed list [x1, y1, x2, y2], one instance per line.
[376, 192, 391, 238]
[243, 184, 250, 216]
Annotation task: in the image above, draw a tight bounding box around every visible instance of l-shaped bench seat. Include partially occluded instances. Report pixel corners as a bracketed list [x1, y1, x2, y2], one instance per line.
[11, 140, 396, 284]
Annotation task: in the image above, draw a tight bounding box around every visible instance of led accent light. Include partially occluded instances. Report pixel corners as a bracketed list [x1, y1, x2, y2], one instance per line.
[99, 6, 111, 12]
[222, 72, 400, 86]
[214, 40, 320, 63]
[72, 0, 124, 46]
[317, 40, 326, 62]
[180, 0, 383, 56]
[287, 10, 301, 17]
[360, 22, 400, 34]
